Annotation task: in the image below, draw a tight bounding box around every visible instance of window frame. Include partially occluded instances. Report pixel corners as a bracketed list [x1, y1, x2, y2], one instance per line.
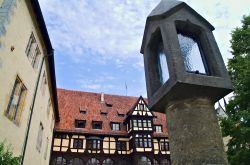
[160, 139, 169, 151]
[87, 138, 101, 153]
[73, 138, 83, 149]
[92, 121, 102, 130]
[110, 122, 120, 131]
[5, 76, 27, 124]
[116, 141, 127, 151]
[75, 120, 86, 128]
[135, 134, 152, 149]
[36, 122, 44, 152]
[154, 125, 163, 133]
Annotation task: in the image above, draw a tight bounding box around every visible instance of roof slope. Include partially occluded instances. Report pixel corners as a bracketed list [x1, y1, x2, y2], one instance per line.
[149, 0, 183, 17]
[56, 89, 168, 137]
[30, 0, 59, 121]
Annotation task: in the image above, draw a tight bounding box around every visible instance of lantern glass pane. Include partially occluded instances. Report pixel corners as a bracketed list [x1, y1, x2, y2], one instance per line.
[177, 33, 207, 74]
[157, 42, 169, 84]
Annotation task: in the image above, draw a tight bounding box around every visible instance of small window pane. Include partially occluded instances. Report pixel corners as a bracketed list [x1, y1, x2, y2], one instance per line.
[87, 158, 100, 165]
[52, 156, 66, 165]
[111, 123, 120, 131]
[157, 42, 169, 84]
[138, 156, 152, 165]
[177, 33, 207, 74]
[69, 158, 84, 165]
[103, 158, 114, 165]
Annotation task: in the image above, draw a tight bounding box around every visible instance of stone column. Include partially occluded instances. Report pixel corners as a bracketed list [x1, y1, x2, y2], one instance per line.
[166, 98, 228, 165]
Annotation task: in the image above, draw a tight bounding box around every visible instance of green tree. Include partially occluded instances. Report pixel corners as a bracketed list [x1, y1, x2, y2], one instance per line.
[0, 142, 21, 165]
[220, 15, 250, 165]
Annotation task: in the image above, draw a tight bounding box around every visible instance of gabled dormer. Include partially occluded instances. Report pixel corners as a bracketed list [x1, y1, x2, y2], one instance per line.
[125, 96, 154, 132]
[127, 96, 153, 117]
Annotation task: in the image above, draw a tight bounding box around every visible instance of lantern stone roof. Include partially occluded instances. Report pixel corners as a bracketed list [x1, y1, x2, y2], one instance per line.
[141, 0, 214, 54]
[148, 0, 183, 18]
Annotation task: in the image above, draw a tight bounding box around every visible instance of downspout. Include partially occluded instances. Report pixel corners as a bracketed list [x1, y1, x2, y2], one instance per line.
[20, 51, 53, 165]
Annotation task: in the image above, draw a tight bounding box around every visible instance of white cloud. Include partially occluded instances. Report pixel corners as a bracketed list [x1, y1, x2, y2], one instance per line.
[39, 0, 160, 63]
[77, 79, 114, 91]
[39, 0, 250, 65]
[39, 0, 250, 96]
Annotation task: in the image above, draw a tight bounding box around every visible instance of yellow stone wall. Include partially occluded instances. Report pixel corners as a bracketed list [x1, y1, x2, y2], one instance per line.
[0, 0, 55, 165]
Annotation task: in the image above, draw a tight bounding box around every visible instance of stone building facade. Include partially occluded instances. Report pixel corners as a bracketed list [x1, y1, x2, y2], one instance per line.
[0, 0, 59, 164]
[50, 89, 170, 165]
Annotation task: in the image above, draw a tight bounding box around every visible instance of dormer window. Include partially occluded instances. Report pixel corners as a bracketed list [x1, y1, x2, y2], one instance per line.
[80, 110, 86, 115]
[154, 125, 162, 133]
[111, 123, 120, 131]
[117, 112, 125, 117]
[92, 121, 102, 130]
[75, 120, 86, 128]
[106, 103, 113, 107]
[101, 112, 108, 116]
[139, 103, 144, 111]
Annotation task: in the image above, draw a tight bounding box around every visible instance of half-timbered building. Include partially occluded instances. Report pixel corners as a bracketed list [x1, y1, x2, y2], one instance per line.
[50, 89, 170, 165]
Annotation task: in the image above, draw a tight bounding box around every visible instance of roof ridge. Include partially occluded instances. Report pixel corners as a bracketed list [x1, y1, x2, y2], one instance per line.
[57, 88, 143, 99]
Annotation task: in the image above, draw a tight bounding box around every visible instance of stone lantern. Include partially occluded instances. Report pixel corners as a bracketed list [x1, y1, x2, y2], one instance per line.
[140, 0, 233, 164]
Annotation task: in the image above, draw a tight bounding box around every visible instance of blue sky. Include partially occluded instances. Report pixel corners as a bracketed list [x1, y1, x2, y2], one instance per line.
[39, 0, 250, 97]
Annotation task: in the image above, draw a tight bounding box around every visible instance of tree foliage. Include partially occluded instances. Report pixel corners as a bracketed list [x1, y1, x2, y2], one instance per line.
[220, 15, 250, 165]
[0, 142, 21, 165]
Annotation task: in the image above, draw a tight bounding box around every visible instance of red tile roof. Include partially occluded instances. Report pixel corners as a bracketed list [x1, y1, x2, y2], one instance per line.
[56, 88, 168, 137]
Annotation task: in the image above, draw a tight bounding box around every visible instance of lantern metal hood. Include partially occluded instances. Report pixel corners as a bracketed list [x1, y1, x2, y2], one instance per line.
[141, 0, 233, 112]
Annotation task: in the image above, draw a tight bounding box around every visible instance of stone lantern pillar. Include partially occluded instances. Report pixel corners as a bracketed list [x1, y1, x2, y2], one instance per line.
[140, 0, 233, 164]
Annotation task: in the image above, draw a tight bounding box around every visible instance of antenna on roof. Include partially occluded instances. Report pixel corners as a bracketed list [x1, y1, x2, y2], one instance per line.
[125, 81, 127, 96]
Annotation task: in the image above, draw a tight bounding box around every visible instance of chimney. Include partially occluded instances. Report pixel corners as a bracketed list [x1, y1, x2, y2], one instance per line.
[101, 93, 105, 103]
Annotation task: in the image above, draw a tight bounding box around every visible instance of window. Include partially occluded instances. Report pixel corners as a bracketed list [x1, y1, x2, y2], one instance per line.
[92, 121, 102, 129]
[117, 113, 125, 117]
[106, 103, 113, 107]
[87, 138, 101, 151]
[80, 110, 86, 115]
[138, 156, 152, 165]
[51, 156, 67, 165]
[69, 158, 84, 165]
[155, 125, 162, 133]
[157, 41, 169, 84]
[133, 120, 137, 127]
[73, 139, 83, 149]
[160, 139, 169, 151]
[117, 141, 126, 151]
[44, 137, 49, 160]
[103, 137, 116, 154]
[133, 119, 152, 130]
[26, 33, 42, 70]
[26, 32, 36, 59]
[36, 122, 44, 152]
[86, 158, 100, 165]
[40, 71, 47, 95]
[135, 134, 152, 148]
[103, 158, 114, 165]
[139, 103, 144, 110]
[101, 112, 108, 116]
[138, 120, 142, 127]
[47, 98, 51, 115]
[111, 123, 120, 131]
[177, 32, 208, 74]
[5, 76, 27, 124]
[75, 120, 86, 128]
[32, 46, 41, 69]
